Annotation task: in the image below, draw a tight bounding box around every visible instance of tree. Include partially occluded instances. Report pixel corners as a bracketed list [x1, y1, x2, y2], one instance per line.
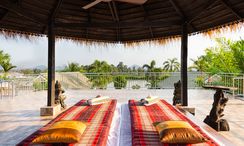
[0, 50, 16, 73]
[117, 62, 128, 72]
[1, 61, 16, 73]
[189, 56, 209, 72]
[88, 60, 113, 73]
[231, 40, 244, 73]
[64, 62, 80, 72]
[163, 58, 180, 72]
[143, 60, 156, 71]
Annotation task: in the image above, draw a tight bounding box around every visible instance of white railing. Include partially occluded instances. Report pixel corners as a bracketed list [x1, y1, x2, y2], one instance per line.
[2, 72, 243, 98]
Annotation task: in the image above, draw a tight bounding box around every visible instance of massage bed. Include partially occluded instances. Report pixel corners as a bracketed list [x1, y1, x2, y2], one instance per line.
[129, 99, 234, 146]
[17, 99, 117, 146]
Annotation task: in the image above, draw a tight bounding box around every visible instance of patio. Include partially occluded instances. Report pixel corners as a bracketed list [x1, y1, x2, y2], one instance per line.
[0, 89, 243, 145]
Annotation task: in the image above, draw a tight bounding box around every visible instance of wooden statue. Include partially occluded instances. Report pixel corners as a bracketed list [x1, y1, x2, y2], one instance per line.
[55, 81, 67, 109]
[203, 89, 229, 131]
[173, 80, 181, 105]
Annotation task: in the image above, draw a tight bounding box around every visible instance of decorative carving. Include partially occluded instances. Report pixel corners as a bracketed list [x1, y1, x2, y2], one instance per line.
[203, 89, 229, 131]
[173, 80, 181, 105]
[55, 81, 67, 109]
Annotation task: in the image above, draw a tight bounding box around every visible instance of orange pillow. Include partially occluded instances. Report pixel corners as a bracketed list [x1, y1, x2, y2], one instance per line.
[154, 121, 207, 144]
[32, 120, 87, 144]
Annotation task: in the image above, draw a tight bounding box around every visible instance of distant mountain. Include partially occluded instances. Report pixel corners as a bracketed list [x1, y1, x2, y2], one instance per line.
[34, 65, 47, 71]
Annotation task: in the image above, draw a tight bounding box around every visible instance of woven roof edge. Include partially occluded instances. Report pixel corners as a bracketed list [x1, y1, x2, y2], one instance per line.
[1, 20, 243, 46]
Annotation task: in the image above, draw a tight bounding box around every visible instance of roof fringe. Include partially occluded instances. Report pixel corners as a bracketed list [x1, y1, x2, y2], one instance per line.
[1, 20, 244, 46]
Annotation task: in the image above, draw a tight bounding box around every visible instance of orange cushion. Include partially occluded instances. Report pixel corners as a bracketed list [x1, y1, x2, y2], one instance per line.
[154, 121, 207, 144]
[32, 120, 87, 144]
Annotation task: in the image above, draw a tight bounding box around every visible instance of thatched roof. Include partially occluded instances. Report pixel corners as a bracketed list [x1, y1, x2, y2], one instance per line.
[0, 0, 244, 43]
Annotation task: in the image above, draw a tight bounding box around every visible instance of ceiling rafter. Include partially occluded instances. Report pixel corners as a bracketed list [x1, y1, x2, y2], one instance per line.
[189, 0, 218, 23]
[141, 5, 154, 38]
[219, 0, 242, 19]
[108, 2, 116, 21]
[112, 1, 121, 41]
[0, 0, 45, 25]
[0, 0, 22, 21]
[42, 0, 63, 34]
[55, 21, 181, 29]
[168, 0, 197, 31]
[86, 9, 91, 39]
[108, 1, 121, 41]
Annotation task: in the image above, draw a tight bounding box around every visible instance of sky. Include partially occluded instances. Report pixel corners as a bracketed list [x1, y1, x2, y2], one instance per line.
[0, 28, 244, 69]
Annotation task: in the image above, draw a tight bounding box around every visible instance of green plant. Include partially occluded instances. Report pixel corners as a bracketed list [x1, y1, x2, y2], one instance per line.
[195, 76, 204, 86]
[90, 75, 112, 89]
[33, 81, 48, 91]
[113, 76, 127, 89]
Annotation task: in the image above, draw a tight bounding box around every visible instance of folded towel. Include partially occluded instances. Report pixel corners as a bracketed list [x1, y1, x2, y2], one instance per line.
[87, 96, 110, 105]
[140, 95, 160, 106]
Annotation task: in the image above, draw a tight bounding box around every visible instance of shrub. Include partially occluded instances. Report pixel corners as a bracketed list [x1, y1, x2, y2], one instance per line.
[113, 76, 127, 89]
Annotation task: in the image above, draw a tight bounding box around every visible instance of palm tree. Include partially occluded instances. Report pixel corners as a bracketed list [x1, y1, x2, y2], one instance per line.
[163, 58, 180, 72]
[1, 61, 16, 73]
[65, 62, 80, 72]
[143, 60, 156, 71]
[189, 56, 208, 73]
[88, 60, 112, 73]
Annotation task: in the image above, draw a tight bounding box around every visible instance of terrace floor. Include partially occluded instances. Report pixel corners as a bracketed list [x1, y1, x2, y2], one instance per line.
[0, 89, 244, 145]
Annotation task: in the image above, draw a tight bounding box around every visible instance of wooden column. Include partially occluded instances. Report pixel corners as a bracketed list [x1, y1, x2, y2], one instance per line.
[181, 22, 188, 106]
[47, 21, 55, 106]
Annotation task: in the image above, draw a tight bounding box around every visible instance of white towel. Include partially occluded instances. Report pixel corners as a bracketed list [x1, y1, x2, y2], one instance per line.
[87, 96, 110, 105]
[140, 95, 160, 106]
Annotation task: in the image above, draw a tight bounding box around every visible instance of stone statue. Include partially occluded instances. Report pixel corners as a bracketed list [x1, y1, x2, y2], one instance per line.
[55, 81, 67, 109]
[203, 89, 229, 131]
[173, 80, 181, 105]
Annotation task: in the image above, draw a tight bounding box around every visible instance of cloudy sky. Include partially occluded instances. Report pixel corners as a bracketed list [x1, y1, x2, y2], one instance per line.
[0, 28, 243, 69]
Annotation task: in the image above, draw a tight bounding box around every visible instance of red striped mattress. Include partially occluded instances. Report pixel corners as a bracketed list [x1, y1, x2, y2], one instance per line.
[17, 99, 117, 146]
[129, 99, 219, 146]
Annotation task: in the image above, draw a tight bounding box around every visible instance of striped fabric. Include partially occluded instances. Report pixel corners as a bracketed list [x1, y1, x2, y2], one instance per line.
[17, 99, 117, 146]
[129, 99, 219, 146]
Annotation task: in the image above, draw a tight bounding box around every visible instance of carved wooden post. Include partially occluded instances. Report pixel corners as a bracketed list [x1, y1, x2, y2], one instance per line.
[47, 21, 55, 106]
[181, 22, 188, 106]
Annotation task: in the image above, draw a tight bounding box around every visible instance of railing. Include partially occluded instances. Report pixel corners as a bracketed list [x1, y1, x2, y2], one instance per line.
[0, 80, 15, 99]
[2, 72, 243, 98]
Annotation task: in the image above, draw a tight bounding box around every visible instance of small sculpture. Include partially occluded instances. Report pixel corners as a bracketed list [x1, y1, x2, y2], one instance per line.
[203, 89, 229, 131]
[173, 80, 181, 105]
[55, 81, 67, 109]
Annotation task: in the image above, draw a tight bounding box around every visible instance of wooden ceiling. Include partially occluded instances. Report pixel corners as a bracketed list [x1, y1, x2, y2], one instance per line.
[0, 0, 243, 43]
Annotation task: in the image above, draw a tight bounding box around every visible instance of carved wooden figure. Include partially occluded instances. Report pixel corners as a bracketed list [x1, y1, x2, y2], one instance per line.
[55, 81, 67, 109]
[173, 80, 182, 105]
[204, 88, 229, 131]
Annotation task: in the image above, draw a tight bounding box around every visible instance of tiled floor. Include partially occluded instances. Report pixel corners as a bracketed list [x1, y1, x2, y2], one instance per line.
[0, 89, 243, 145]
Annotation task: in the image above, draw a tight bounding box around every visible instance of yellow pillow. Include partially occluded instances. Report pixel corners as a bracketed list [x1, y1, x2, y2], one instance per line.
[154, 121, 207, 144]
[32, 120, 87, 144]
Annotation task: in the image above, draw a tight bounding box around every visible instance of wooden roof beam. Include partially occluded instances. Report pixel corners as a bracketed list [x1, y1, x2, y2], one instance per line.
[189, 0, 217, 23]
[141, 5, 154, 37]
[0, 9, 8, 21]
[168, 0, 197, 31]
[42, 0, 63, 34]
[0, 0, 22, 21]
[55, 21, 181, 28]
[0, 0, 46, 25]
[112, 1, 119, 22]
[219, 0, 242, 19]
[108, 2, 116, 21]
[86, 10, 91, 39]
[169, 0, 185, 19]
[112, 1, 121, 41]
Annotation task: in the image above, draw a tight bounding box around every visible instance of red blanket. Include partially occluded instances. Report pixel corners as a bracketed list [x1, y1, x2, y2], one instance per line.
[129, 99, 219, 146]
[17, 99, 117, 146]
